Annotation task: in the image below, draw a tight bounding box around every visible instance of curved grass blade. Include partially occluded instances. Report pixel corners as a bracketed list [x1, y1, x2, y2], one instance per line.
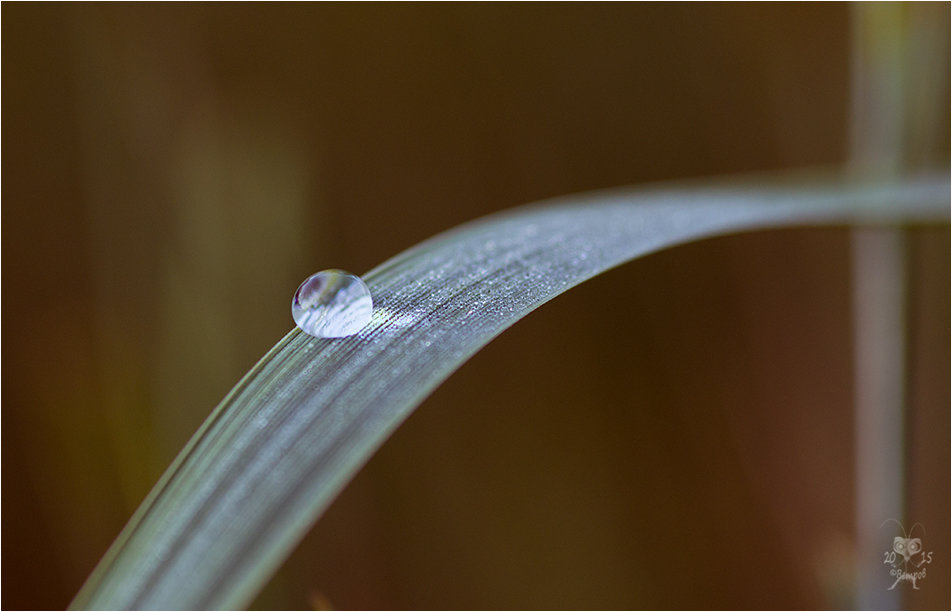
[71, 170, 949, 610]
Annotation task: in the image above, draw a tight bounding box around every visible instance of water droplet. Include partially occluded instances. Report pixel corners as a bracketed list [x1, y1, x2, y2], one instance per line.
[292, 269, 373, 338]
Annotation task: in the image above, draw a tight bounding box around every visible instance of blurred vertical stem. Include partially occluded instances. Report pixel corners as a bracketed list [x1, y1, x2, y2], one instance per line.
[849, 3, 947, 608]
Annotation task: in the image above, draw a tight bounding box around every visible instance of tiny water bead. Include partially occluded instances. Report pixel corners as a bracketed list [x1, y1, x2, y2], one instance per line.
[291, 270, 373, 338]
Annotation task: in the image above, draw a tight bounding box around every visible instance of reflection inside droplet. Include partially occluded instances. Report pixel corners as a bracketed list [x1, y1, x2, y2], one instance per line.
[291, 269, 373, 338]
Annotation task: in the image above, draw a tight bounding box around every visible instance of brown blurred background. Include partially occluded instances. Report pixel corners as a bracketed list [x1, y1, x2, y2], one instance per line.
[2, 3, 948, 610]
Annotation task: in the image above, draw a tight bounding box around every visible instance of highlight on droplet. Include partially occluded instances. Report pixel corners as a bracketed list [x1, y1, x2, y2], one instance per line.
[291, 269, 373, 338]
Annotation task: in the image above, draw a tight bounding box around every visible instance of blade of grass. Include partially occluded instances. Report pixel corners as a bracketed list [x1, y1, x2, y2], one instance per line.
[70, 170, 948, 610]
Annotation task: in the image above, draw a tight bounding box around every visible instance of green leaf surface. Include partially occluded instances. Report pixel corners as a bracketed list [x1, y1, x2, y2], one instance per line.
[70, 170, 949, 610]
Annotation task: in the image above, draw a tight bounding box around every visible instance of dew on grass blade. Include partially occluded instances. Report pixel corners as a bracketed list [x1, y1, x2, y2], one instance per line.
[291, 270, 373, 338]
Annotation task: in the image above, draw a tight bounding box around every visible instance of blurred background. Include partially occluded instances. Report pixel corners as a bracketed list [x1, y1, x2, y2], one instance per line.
[2, 3, 948, 609]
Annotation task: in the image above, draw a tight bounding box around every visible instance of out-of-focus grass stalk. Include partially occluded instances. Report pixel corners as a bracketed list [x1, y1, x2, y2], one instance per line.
[849, 4, 948, 608]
